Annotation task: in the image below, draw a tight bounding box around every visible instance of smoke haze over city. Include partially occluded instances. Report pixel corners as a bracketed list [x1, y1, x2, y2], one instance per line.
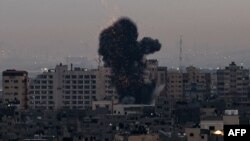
[0, 0, 250, 73]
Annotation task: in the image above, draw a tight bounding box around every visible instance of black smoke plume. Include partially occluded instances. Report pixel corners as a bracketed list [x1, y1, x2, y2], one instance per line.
[98, 18, 161, 104]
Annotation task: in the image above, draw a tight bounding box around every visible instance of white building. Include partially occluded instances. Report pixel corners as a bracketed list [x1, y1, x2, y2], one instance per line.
[28, 64, 116, 109]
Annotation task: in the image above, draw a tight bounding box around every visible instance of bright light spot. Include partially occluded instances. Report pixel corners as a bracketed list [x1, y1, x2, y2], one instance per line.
[213, 130, 224, 136]
[41, 68, 49, 72]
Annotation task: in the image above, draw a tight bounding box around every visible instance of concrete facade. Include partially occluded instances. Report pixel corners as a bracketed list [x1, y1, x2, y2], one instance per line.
[28, 64, 116, 109]
[217, 62, 249, 105]
[2, 70, 28, 109]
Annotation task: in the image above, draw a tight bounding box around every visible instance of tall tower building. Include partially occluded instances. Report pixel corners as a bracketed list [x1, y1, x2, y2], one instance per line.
[217, 62, 249, 106]
[2, 70, 28, 109]
[167, 69, 183, 102]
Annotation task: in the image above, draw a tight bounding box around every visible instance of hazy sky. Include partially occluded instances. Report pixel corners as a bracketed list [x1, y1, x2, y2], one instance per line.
[0, 0, 250, 71]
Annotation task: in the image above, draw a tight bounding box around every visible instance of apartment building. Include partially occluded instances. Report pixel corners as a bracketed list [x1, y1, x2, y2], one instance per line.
[166, 69, 183, 102]
[183, 66, 211, 102]
[217, 62, 249, 105]
[167, 66, 211, 103]
[155, 90, 173, 122]
[2, 70, 28, 109]
[28, 63, 116, 109]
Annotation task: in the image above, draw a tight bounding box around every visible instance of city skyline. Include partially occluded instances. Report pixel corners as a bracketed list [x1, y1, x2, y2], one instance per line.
[1, 1, 250, 140]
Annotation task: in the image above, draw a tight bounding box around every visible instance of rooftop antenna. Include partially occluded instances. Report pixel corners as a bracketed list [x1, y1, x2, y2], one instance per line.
[179, 35, 183, 72]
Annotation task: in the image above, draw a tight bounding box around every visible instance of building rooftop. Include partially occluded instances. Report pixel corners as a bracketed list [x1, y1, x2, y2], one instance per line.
[3, 70, 28, 76]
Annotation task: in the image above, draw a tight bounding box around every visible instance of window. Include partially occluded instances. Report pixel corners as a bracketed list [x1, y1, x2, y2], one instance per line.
[164, 101, 168, 104]
[84, 96, 90, 99]
[85, 101, 90, 104]
[190, 133, 194, 137]
[65, 75, 70, 79]
[84, 75, 90, 79]
[64, 101, 70, 104]
[209, 126, 215, 130]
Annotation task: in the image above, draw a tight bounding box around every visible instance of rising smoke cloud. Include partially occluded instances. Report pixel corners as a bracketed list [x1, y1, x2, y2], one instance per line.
[98, 18, 161, 104]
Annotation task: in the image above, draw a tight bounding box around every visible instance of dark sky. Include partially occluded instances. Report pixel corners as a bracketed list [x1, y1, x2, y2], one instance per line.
[0, 0, 250, 71]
